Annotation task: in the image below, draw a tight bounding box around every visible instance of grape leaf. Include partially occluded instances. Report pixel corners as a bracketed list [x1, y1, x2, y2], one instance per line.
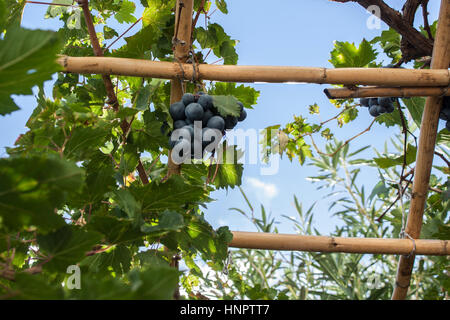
[209, 82, 259, 109]
[373, 144, 417, 169]
[0, 26, 61, 115]
[329, 39, 377, 68]
[0, 156, 84, 232]
[132, 175, 208, 213]
[114, 0, 136, 24]
[37, 225, 102, 272]
[141, 210, 185, 235]
[212, 95, 241, 117]
[402, 97, 425, 127]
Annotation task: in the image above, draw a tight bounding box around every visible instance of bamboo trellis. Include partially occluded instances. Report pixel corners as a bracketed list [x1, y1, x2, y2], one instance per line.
[58, 0, 450, 300]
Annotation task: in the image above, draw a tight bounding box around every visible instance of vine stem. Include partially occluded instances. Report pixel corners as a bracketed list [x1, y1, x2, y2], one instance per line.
[104, 17, 142, 53]
[308, 118, 376, 158]
[77, 0, 149, 185]
[26, 1, 77, 7]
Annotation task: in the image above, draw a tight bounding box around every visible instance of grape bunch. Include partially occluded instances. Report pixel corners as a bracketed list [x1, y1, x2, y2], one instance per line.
[359, 97, 395, 117]
[168, 92, 247, 161]
[439, 96, 450, 131]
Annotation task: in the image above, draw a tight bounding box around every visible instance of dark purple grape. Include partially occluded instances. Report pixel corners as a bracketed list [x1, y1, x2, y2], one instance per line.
[369, 98, 378, 107]
[225, 115, 238, 129]
[202, 109, 214, 127]
[182, 93, 195, 106]
[238, 109, 247, 122]
[369, 105, 380, 117]
[360, 98, 370, 107]
[185, 103, 204, 121]
[169, 101, 186, 121]
[376, 105, 387, 114]
[198, 94, 213, 111]
[207, 116, 225, 131]
[378, 97, 393, 108]
[174, 120, 187, 130]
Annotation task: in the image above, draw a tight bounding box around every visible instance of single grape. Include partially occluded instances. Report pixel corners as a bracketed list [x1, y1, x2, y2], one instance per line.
[225, 115, 238, 129]
[360, 98, 370, 107]
[198, 94, 213, 111]
[368, 98, 378, 107]
[378, 97, 393, 108]
[385, 102, 395, 113]
[207, 116, 225, 131]
[376, 105, 387, 114]
[369, 105, 380, 117]
[174, 120, 187, 130]
[202, 109, 214, 127]
[169, 101, 186, 121]
[238, 108, 247, 122]
[182, 93, 195, 106]
[185, 103, 204, 121]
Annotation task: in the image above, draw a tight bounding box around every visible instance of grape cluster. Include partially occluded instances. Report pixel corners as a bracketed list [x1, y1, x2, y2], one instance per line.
[360, 97, 395, 117]
[168, 92, 247, 161]
[439, 96, 450, 131]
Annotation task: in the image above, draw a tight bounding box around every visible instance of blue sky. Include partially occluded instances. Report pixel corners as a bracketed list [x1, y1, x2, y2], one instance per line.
[1, 0, 441, 235]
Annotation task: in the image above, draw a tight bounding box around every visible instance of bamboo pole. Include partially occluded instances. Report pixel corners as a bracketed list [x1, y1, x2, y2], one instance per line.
[229, 232, 449, 256]
[324, 86, 450, 99]
[57, 56, 450, 87]
[392, 0, 450, 300]
[167, 0, 194, 300]
[166, 0, 194, 177]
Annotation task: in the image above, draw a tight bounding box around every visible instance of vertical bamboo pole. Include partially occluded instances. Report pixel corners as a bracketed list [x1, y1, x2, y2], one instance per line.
[167, 0, 194, 300]
[167, 0, 194, 177]
[392, 0, 450, 300]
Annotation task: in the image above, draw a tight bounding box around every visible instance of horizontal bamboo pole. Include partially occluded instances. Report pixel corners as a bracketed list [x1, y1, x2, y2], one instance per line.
[324, 86, 450, 99]
[229, 231, 449, 256]
[57, 56, 450, 87]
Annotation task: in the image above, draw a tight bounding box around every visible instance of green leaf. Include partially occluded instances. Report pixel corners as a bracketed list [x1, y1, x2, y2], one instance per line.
[329, 39, 377, 68]
[369, 180, 390, 201]
[1, 0, 25, 31]
[37, 225, 102, 272]
[0, 26, 61, 115]
[402, 97, 425, 127]
[0, 156, 84, 232]
[220, 40, 238, 65]
[69, 265, 179, 299]
[87, 215, 144, 244]
[215, 0, 228, 14]
[213, 144, 244, 189]
[141, 210, 185, 235]
[6, 273, 64, 300]
[103, 25, 118, 40]
[64, 125, 112, 160]
[115, 0, 136, 24]
[113, 189, 142, 227]
[209, 82, 259, 109]
[212, 95, 241, 117]
[373, 144, 417, 169]
[80, 244, 132, 275]
[133, 175, 208, 213]
[371, 28, 402, 62]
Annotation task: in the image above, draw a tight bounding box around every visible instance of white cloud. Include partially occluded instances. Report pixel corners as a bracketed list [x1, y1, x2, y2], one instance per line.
[246, 177, 279, 199]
